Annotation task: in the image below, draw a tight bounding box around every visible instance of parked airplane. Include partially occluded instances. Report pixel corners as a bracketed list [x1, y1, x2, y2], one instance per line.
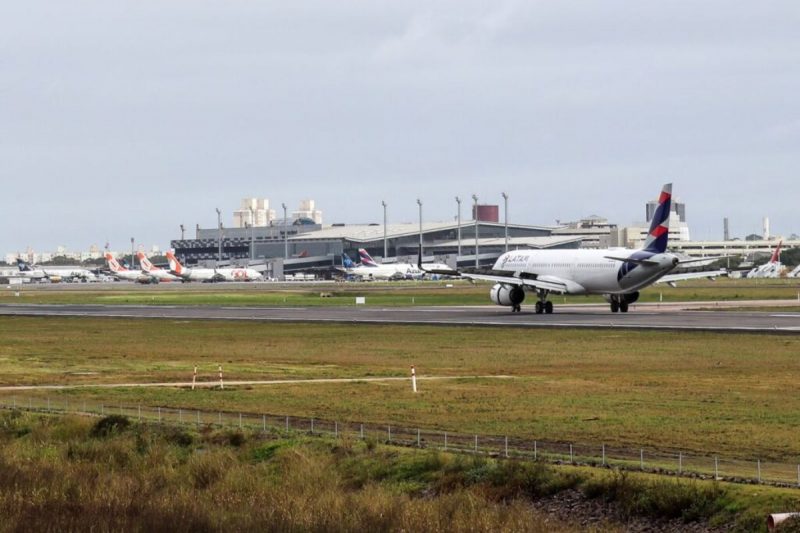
[339, 252, 405, 280]
[137, 252, 180, 282]
[165, 251, 263, 282]
[104, 252, 154, 283]
[419, 183, 726, 313]
[747, 241, 783, 279]
[15, 259, 97, 282]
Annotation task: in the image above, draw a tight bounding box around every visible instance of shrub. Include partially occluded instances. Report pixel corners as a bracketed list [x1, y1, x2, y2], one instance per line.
[90, 415, 130, 438]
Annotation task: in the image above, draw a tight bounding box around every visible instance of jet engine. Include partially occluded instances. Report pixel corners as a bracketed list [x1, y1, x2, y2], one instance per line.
[490, 284, 525, 307]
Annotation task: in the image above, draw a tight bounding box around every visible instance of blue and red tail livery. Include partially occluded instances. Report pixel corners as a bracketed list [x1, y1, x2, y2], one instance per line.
[358, 249, 378, 267]
[642, 183, 672, 254]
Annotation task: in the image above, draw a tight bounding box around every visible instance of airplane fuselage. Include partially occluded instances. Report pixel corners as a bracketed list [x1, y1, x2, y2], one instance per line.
[492, 248, 679, 295]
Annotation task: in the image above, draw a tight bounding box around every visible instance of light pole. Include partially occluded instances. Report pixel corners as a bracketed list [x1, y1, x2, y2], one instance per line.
[381, 200, 388, 259]
[130, 237, 134, 269]
[179, 224, 185, 240]
[455, 196, 462, 259]
[215, 208, 222, 262]
[248, 207, 255, 262]
[502, 192, 509, 253]
[282, 203, 288, 259]
[416, 199, 423, 259]
[472, 194, 479, 268]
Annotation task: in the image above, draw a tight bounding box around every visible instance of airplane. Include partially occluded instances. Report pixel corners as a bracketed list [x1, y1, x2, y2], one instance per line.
[104, 252, 154, 283]
[15, 259, 97, 282]
[137, 252, 181, 282]
[419, 183, 727, 313]
[338, 250, 414, 280]
[356, 249, 451, 280]
[165, 251, 263, 282]
[747, 241, 783, 279]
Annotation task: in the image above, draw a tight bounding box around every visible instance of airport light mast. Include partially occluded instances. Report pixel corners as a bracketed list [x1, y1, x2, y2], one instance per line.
[282, 203, 288, 259]
[381, 200, 387, 260]
[130, 237, 134, 269]
[502, 192, 509, 253]
[215, 208, 222, 262]
[472, 194, 479, 268]
[248, 206, 255, 262]
[179, 224, 185, 240]
[455, 196, 462, 260]
[417, 198, 423, 259]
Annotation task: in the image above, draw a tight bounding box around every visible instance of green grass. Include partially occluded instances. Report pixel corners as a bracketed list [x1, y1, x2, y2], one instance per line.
[2, 317, 800, 463]
[1, 411, 797, 532]
[3, 278, 800, 307]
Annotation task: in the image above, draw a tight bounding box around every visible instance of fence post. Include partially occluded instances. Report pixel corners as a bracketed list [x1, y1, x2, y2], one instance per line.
[534, 440, 537, 460]
[335, 422, 339, 438]
[640, 449, 644, 470]
[505, 436, 509, 458]
[679, 452, 682, 474]
[714, 456, 719, 479]
[444, 432, 448, 451]
[179, 409, 182, 423]
[65, 399, 68, 413]
[570, 444, 574, 464]
[285, 416, 289, 432]
[360, 424, 364, 439]
[602, 444, 606, 466]
[474, 435, 478, 453]
[757, 459, 761, 483]
[239, 413, 242, 429]
[219, 411, 222, 426]
[158, 406, 161, 422]
[311, 418, 314, 434]
[388, 426, 391, 443]
[263, 415, 266, 432]
[417, 428, 420, 448]
[138, 405, 141, 422]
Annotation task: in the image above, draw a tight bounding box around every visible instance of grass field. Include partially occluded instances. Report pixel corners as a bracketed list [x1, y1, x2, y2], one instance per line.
[2, 278, 800, 307]
[5, 411, 798, 532]
[2, 316, 800, 464]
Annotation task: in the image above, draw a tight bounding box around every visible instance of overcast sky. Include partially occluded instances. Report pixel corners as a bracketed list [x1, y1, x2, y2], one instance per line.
[2, 1, 799, 254]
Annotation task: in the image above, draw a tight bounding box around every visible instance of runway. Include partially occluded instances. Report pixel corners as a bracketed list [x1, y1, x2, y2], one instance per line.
[1, 302, 800, 333]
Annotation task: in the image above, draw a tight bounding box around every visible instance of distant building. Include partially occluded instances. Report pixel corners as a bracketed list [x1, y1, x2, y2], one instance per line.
[233, 198, 276, 228]
[647, 197, 685, 223]
[472, 204, 499, 222]
[292, 199, 323, 224]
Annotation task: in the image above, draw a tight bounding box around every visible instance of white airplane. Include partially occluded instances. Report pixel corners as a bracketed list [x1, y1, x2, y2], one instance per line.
[104, 252, 154, 283]
[165, 251, 263, 282]
[14, 259, 97, 282]
[137, 252, 181, 282]
[420, 183, 727, 313]
[747, 241, 783, 279]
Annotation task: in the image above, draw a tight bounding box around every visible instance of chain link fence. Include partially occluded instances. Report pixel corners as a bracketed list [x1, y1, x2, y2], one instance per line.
[2, 394, 798, 489]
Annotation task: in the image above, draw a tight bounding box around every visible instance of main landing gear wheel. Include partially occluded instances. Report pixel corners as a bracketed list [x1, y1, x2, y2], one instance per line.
[511, 304, 522, 313]
[610, 301, 620, 313]
[544, 301, 554, 314]
[619, 302, 629, 313]
[535, 302, 544, 314]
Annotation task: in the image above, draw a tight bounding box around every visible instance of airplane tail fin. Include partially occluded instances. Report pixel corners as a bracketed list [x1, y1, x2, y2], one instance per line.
[137, 251, 155, 272]
[642, 183, 672, 254]
[16, 258, 32, 272]
[770, 240, 783, 263]
[358, 248, 378, 267]
[342, 253, 355, 269]
[104, 252, 124, 272]
[165, 250, 183, 275]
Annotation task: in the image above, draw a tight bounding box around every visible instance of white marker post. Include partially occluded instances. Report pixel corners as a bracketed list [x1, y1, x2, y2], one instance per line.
[218, 365, 224, 390]
[411, 365, 417, 393]
[191, 366, 197, 390]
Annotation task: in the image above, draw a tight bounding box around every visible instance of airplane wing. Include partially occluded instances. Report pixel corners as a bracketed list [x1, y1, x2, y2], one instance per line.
[461, 272, 570, 293]
[604, 255, 660, 266]
[656, 269, 728, 285]
[676, 256, 733, 265]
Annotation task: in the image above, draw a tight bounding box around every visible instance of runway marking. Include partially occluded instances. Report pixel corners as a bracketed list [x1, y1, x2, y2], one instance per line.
[0, 375, 515, 391]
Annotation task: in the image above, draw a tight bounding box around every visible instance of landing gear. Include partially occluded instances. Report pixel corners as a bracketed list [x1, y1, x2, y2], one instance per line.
[534, 291, 554, 314]
[511, 304, 522, 313]
[609, 298, 629, 313]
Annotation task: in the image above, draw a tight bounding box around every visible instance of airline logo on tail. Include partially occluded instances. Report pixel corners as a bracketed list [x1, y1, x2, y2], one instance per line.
[342, 253, 355, 269]
[137, 251, 156, 272]
[358, 249, 378, 267]
[642, 183, 672, 254]
[770, 240, 783, 263]
[16, 259, 33, 272]
[104, 252, 125, 272]
[165, 250, 184, 275]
